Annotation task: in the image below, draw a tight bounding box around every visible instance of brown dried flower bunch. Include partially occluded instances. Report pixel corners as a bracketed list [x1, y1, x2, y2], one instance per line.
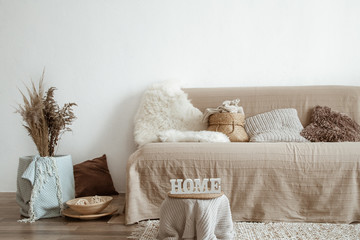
[16, 71, 76, 157]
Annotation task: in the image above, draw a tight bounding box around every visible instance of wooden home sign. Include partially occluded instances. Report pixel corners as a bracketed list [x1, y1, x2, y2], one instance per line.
[170, 178, 221, 194]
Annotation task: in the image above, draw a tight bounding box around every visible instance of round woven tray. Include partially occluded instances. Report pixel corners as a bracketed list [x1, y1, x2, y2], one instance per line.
[168, 191, 224, 199]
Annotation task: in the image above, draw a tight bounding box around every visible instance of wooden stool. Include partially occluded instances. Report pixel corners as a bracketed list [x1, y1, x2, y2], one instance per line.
[159, 193, 234, 239]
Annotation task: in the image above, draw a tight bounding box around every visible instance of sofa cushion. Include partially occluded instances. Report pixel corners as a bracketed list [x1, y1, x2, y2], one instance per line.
[184, 86, 360, 127]
[245, 108, 308, 142]
[301, 106, 360, 142]
[73, 154, 118, 198]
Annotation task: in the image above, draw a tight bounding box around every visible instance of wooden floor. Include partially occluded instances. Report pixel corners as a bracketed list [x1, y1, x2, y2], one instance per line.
[0, 192, 138, 240]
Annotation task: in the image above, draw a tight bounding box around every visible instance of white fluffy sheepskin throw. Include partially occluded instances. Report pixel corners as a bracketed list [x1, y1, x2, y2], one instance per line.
[134, 81, 207, 146]
[158, 129, 230, 143]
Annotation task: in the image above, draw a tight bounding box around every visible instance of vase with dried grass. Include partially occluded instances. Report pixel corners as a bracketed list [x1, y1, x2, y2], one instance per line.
[16, 71, 77, 223]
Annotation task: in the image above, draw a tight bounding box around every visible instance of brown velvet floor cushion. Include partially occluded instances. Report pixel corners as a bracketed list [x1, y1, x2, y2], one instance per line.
[301, 106, 360, 142]
[73, 154, 118, 197]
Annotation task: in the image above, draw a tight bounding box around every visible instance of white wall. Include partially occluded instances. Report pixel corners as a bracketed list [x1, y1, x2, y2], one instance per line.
[1, 0, 360, 192]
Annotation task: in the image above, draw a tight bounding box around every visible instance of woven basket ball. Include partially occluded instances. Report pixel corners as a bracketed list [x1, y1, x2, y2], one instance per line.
[208, 112, 249, 142]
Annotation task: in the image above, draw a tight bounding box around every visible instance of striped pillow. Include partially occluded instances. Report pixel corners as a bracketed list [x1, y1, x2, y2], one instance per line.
[245, 108, 309, 142]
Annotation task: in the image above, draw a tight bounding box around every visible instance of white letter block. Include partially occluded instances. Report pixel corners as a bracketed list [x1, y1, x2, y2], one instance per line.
[194, 178, 209, 193]
[170, 179, 183, 194]
[210, 178, 221, 193]
[182, 179, 194, 193]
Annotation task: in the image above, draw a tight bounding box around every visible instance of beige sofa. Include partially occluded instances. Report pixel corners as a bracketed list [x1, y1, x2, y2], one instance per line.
[125, 85, 360, 225]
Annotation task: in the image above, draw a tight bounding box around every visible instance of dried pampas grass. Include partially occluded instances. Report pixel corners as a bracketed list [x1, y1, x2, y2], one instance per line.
[16, 71, 76, 157]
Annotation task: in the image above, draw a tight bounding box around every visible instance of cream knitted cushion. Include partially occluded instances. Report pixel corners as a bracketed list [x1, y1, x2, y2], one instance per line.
[245, 108, 309, 142]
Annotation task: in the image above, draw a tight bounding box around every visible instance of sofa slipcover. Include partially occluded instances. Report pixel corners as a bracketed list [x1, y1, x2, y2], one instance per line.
[125, 85, 360, 225]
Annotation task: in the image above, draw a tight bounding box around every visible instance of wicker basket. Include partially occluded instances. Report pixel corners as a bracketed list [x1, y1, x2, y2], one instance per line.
[208, 112, 249, 142]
